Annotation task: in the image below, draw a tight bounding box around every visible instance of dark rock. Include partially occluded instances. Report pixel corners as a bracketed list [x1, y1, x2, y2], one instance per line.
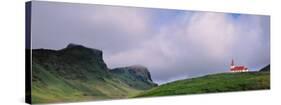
[110, 65, 158, 89]
[260, 65, 270, 72]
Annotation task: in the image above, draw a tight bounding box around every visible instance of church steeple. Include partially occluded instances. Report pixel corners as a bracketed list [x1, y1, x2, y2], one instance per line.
[229, 59, 248, 72]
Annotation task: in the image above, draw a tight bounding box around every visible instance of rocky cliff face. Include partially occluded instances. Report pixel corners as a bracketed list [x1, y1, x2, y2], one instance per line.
[31, 43, 157, 103]
[32, 44, 109, 81]
[110, 65, 158, 90]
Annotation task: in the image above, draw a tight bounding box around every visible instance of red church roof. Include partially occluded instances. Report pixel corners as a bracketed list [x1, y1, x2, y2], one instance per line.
[231, 66, 247, 71]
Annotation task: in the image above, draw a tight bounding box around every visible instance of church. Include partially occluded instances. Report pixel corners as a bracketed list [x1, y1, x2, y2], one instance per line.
[230, 59, 248, 72]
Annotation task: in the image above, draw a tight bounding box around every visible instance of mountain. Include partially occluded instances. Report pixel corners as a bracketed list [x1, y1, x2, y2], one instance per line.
[30, 43, 270, 103]
[31, 44, 157, 103]
[134, 66, 270, 97]
[110, 65, 158, 90]
[260, 65, 270, 72]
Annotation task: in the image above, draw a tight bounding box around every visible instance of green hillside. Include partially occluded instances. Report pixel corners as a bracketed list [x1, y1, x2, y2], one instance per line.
[30, 43, 270, 103]
[31, 44, 157, 103]
[110, 65, 158, 90]
[135, 69, 270, 97]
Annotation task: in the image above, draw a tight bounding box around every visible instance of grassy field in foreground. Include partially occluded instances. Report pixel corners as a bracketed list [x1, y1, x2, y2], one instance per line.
[134, 71, 270, 97]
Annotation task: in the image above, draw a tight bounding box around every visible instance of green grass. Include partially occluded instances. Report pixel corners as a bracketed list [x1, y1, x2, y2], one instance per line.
[31, 46, 269, 103]
[134, 71, 270, 97]
[31, 46, 160, 104]
[31, 67, 143, 103]
[31, 58, 147, 104]
[110, 70, 157, 90]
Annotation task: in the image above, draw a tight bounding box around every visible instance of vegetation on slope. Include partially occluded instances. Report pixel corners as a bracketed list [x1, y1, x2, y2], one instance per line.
[135, 69, 270, 97]
[31, 43, 270, 103]
[110, 65, 158, 90]
[31, 44, 157, 103]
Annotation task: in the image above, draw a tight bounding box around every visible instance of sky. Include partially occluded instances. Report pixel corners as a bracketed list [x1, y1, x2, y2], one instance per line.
[31, 1, 270, 84]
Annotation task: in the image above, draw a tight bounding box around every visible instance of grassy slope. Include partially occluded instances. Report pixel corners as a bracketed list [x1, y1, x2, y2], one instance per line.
[135, 71, 270, 97]
[31, 47, 147, 103]
[110, 68, 157, 90]
[32, 62, 143, 103]
[31, 45, 269, 103]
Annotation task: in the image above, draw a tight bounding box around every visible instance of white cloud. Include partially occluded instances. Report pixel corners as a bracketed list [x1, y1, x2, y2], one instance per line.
[185, 13, 236, 59]
[104, 12, 270, 84]
[32, 2, 270, 84]
[90, 6, 150, 36]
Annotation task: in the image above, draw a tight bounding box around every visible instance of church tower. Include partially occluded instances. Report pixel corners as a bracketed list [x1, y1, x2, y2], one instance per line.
[230, 59, 235, 69]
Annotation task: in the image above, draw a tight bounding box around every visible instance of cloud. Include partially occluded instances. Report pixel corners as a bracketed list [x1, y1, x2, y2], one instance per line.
[32, 1, 270, 84]
[32, 2, 153, 54]
[104, 12, 270, 84]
